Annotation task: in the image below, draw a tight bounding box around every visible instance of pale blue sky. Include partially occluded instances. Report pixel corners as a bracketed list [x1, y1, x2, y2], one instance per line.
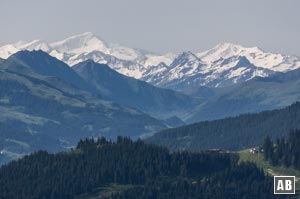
[1, 0, 299, 55]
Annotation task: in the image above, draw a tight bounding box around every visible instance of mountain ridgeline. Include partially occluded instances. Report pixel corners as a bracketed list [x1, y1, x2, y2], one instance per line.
[0, 137, 276, 199]
[2, 36, 300, 123]
[73, 60, 198, 119]
[4, 50, 94, 92]
[148, 102, 300, 151]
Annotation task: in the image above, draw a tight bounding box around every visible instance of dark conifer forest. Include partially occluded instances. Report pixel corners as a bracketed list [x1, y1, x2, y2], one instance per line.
[148, 102, 300, 151]
[0, 137, 278, 199]
[263, 129, 300, 170]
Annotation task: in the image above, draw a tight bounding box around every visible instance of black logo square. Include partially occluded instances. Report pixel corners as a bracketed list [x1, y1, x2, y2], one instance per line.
[274, 176, 295, 194]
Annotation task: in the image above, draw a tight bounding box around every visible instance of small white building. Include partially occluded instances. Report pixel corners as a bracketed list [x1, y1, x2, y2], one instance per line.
[249, 147, 259, 154]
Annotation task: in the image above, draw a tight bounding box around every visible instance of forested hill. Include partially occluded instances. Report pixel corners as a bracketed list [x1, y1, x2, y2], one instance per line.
[148, 102, 300, 151]
[0, 137, 276, 199]
[263, 129, 300, 170]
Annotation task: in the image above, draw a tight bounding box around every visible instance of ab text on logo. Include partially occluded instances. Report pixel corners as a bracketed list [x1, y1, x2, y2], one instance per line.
[274, 176, 295, 194]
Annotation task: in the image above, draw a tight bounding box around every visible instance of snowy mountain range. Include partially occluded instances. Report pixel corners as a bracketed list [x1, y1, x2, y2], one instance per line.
[1, 32, 300, 91]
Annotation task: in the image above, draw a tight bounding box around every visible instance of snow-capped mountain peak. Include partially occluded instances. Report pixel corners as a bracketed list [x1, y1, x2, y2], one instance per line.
[172, 51, 203, 64]
[198, 42, 259, 62]
[0, 40, 52, 59]
[197, 42, 300, 73]
[49, 32, 150, 62]
[0, 44, 19, 59]
[18, 40, 52, 52]
[50, 32, 108, 55]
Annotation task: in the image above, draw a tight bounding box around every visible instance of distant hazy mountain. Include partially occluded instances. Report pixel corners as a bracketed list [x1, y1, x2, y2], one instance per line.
[0, 50, 166, 164]
[0, 33, 299, 91]
[186, 68, 300, 122]
[148, 102, 300, 151]
[4, 50, 94, 92]
[73, 60, 198, 120]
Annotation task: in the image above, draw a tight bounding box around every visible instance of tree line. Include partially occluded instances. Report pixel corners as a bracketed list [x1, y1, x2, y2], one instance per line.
[263, 129, 300, 170]
[0, 137, 281, 199]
